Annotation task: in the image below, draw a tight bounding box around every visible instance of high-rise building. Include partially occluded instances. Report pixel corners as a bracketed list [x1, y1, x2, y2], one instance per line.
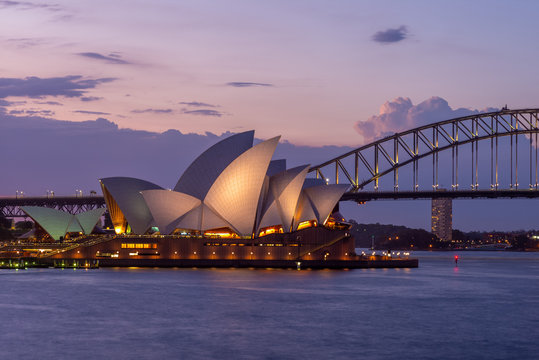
[431, 196, 452, 242]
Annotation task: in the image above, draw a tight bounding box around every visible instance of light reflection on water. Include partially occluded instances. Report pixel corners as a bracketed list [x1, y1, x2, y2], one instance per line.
[0, 251, 537, 360]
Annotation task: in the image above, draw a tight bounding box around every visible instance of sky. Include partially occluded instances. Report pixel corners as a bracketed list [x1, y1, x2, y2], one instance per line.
[2, 0, 539, 231]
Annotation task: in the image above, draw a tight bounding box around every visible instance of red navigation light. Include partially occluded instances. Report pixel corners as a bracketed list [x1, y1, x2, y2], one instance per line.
[454, 255, 458, 260]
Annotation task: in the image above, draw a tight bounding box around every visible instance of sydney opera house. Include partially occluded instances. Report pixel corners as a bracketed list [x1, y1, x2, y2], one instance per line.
[100, 131, 348, 239]
[22, 131, 363, 267]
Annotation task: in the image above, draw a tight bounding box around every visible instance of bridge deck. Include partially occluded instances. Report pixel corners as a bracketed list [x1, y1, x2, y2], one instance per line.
[0, 196, 106, 217]
[2, 189, 538, 218]
[343, 189, 539, 202]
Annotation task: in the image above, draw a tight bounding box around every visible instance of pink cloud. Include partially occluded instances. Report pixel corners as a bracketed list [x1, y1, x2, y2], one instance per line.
[354, 96, 497, 143]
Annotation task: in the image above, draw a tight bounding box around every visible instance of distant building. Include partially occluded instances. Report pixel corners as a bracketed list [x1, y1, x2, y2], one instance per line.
[431, 195, 452, 242]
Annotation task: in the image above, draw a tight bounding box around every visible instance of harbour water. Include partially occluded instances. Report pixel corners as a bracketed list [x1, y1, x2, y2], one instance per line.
[0, 251, 537, 359]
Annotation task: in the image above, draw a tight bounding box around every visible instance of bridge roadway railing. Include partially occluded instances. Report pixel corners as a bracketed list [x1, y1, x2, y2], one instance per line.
[342, 189, 539, 202]
[0, 196, 106, 218]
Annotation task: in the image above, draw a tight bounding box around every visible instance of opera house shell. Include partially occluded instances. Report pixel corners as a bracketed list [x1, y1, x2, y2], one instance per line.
[20, 206, 106, 241]
[12, 130, 420, 269]
[99, 131, 349, 239]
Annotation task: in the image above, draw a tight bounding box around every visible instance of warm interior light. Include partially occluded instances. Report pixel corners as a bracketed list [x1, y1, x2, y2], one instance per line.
[297, 220, 316, 231]
[258, 225, 284, 237]
[204, 227, 238, 238]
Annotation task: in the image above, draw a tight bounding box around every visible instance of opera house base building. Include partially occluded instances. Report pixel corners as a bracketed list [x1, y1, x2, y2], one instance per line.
[3, 131, 417, 269]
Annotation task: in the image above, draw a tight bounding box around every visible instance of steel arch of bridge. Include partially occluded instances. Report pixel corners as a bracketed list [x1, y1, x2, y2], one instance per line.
[309, 108, 539, 193]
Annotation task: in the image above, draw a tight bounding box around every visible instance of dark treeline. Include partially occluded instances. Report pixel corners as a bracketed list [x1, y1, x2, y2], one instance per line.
[349, 221, 444, 249]
[349, 220, 538, 250]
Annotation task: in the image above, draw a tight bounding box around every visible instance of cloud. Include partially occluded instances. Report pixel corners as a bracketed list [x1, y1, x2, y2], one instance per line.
[74, 110, 110, 115]
[0, 113, 352, 197]
[0, 99, 26, 106]
[179, 101, 218, 108]
[181, 109, 223, 117]
[372, 26, 408, 44]
[80, 96, 103, 102]
[131, 108, 173, 114]
[35, 101, 63, 106]
[354, 96, 498, 143]
[226, 82, 273, 88]
[0, 75, 115, 99]
[9, 109, 54, 116]
[5, 37, 47, 48]
[77, 52, 130, 65]
[0, 1, 62, 11]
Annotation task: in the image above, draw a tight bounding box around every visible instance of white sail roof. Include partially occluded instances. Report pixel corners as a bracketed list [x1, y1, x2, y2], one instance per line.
[204, 136, 280, 236]
[274, 166, 310, 232]
[76, 208, 106, 234]
[175, 203, 233, 232]
[20, 206, 79, 240]
[66, 217, 84, 233]
[258, 165, 310, 232]
[141, 189, 201, 234]
[257, 201, 282, 230]
[292, 191, 317, 230]
[96, 131, 347, 238]
[174, 204, 202, 230]
[99, 177, 163, 234]
[173, 130, 254, 199]
[304, 184, 349, 225]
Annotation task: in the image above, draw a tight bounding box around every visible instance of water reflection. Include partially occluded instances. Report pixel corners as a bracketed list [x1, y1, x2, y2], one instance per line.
[0, 251, 537, 359]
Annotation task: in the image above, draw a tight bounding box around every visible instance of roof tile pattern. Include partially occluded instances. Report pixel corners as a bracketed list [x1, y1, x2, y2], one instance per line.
[204, 136, 280, 236]
[174, 131, 254, 199]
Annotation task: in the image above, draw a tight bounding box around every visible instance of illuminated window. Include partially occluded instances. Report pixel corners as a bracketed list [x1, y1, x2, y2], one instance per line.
[258, 225, 283, 237]
[297, 220, 316, 230]
[204, 227, 239, 239]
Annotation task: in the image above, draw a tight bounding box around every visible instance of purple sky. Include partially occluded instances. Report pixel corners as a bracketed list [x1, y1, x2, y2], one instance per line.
[2, 1, 539, 231]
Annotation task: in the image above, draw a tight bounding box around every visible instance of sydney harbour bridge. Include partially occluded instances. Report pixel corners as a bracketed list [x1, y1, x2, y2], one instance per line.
[2, 108, 539, 218]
